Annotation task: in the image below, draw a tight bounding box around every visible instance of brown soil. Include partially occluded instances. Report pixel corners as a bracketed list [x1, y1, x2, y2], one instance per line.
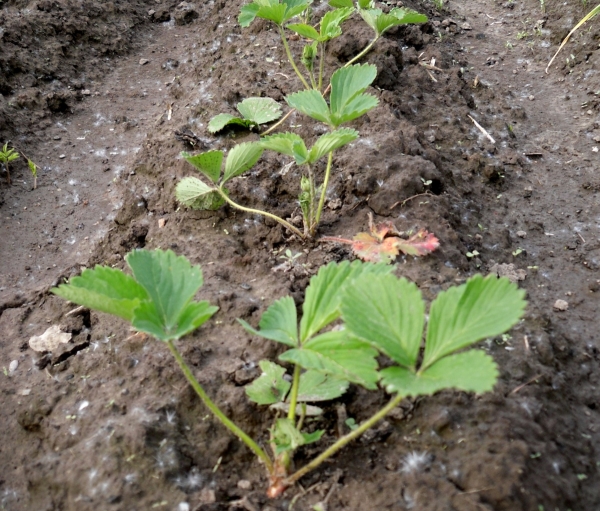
[1, 0, 599, 509]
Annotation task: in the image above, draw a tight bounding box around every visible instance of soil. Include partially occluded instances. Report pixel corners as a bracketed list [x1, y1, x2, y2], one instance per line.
[1, 0, 599, 509]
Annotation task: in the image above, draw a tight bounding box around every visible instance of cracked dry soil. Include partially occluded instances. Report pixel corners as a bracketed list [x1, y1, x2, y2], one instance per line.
[1, 0, 600, 509]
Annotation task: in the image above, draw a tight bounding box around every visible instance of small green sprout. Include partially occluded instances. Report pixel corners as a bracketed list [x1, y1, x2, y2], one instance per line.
[52, 251, 526, 498]
[28, 159, 38, 189]
[0, 143, 19, 185]
[466, 250, 480, 258]
[512, 248, 524, 257]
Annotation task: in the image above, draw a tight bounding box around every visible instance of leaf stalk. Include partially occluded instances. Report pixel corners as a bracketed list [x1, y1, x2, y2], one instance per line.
[279, 26, 311, 90]
[166, 340, 275, 475]
[311, 151, 333, 236]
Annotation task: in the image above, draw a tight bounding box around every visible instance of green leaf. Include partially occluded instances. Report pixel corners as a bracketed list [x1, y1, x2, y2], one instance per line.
[238, 295, 298, 347]
[280, 330, 380, 389]
[359, 8, 379, 32]
[283, 0, 313, 21]
[133, 300, 218, 342]
[237, 97, 283, 125]
[285, 90, 331, 125]
[260, 132, 309, 165]
[239, 2, 260, 26]
[297, 370, 349, 401]
[222, 142, 264, 183]
[328, 0, 353, 8]
[255, 2, 287, 25]
[246, 360, 291, 404]
[125, 249, 205, 340]
[320, 7, 353, 40]
[380, 351, 498, 396]
[175, 177, 224, 210]
[271, 418, 323, 455]
[287, 23, 321, 40]
[329, 64, 378, 127]
[300, 260, 392, 342]
[341, 273, 424, 369]
[208, 114, 250, 134]
[357, 0, 374, 9]
[422, 275, 527, 369]
[308, 128, 358, 163]
[51, 266, 148, 322]
[182, 150, 224, 183]
[301, 40, 318, 70]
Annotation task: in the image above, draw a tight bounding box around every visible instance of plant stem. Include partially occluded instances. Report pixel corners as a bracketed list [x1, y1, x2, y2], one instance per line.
[318, 42, 325, 91]
[261, 109, 295, 136]
[218, 188, 304, 239]
[297, 403, 307, 431]
[345, 36, 379, 67]
[166, 340, 274, 475]
[311, 151, 333, 236]
[308, 67, 318, 90]
[287, 365, 302, 423]
[279, 26, 311, 90]
[306, 163, 316, 230]
[284, 393, 405, 486]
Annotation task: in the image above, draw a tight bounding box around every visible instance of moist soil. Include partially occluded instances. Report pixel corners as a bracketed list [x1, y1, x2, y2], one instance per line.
[1, 0, 599, 509]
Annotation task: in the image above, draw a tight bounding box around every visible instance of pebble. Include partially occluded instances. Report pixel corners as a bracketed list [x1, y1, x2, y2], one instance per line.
[139, 58, 150, 65]
[9, 360, 18, 373]
[53, 135, 61, 140]
[528, 95, 535, 101]
[553, 299, 569, 311]
[59, 154, 66, 159]
[516, 230, 527, 238]
[148, 9, 156, 16]
[237, 479, 252, 490]
[158, 218, 166, 228]
[82, 89, 91, 96]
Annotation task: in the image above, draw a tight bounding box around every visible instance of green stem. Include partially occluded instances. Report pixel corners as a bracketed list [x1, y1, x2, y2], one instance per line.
[287, 365, 302, 423]
[218, 188, 304, 239]
[311, 151, 333, 236]
[345, 36, 379, 67]
[318, 42, 325, 91]
[297, 403, 307, 431]
[306, 163, 316, 231]
[308, 66, 318, 90]
[279, 26, 311, 90]
[284, 393, 404, 486]
[166, 340, 274, 475]
[261, 109, 294, 136]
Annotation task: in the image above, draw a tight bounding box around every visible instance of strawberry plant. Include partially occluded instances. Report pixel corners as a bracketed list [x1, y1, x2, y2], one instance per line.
[208, 97, 282, 134]
[52, 249, 526, 498]
[0, 143, 19, 185]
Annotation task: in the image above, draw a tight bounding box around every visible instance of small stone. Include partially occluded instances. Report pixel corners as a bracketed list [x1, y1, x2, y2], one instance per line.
[29, 325, 72, 352]
[158, 218, 166, 228]
[9, 360, 18, 373]
[139, 58, 150, 66]
[516, 230, 527, 238]
[59, 154, 66, 159]
[148, 9, 156, 16]
[198, 489, 216, 503]
[82, 89, 91, 96]
[237, 479, 252, 490]
[53, 135, 61, 140]
[461, 22, 472, 30]
[528, 95, 535, 101]
[587, 110, 593, 115]
[553, 299, 569, 311]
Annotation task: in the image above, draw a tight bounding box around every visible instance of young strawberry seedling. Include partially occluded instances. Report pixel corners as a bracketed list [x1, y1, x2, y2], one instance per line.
[0, 143, 19, 185]
[208, 97, 282, 134]
[52, 249, 526, 498]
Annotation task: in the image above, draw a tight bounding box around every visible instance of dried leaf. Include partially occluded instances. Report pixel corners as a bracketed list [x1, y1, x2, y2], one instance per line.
[321, 214, 439, 264]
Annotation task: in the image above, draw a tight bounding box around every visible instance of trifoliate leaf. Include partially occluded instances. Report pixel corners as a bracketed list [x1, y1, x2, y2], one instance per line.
[175, 177, 224, 210]
[320, 7, 353, 40]
[297, 370, 349, 401]
[380, 351, 498, 396]
[357, 0, 374, 8]
[300, 259, 392, 341]
[394, 229, 440, 256]
[237, 97, 283, 125]
[285, 90, 331, 125]
[51, 266, 148, 322]
[238, 295, 298, 347]
[246, 360, 291, 405]
[280, 330, 380, 390]
[308, 128, 358, 163]
[422, 274, 527, 369]
[271, 418, 323, 455]
[126, 249, 207, 340]
[260, 132, 309, 165]
[341, 273, 424, 369]
[181, 150, 223, 185]
[222, 142, 264, 183]
[329, 64, 378, 127]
